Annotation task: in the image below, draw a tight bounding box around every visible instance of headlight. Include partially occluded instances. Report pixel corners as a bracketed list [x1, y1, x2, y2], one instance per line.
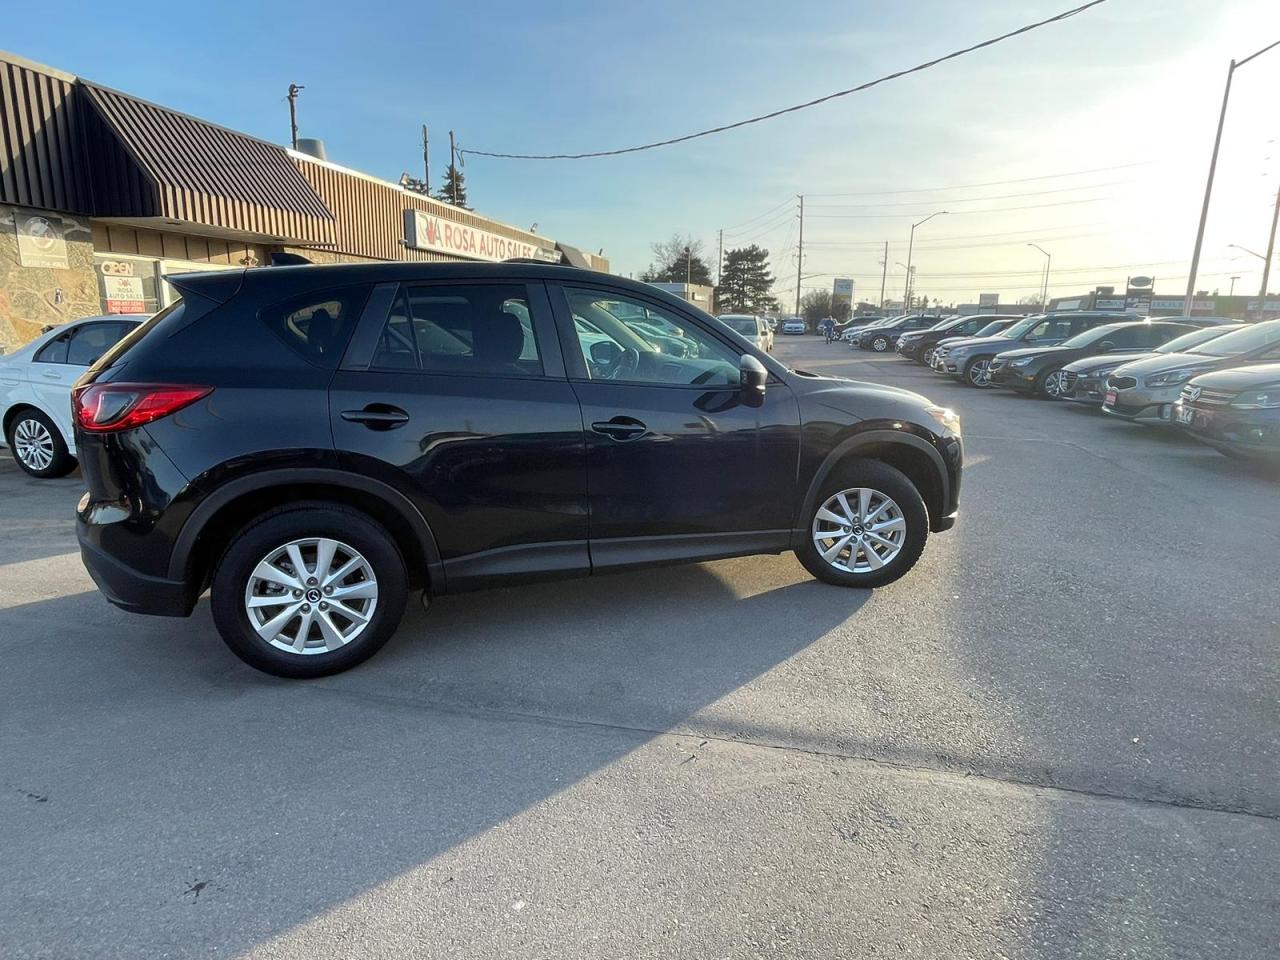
[948, 347, 970, 358]
[1231, 390, 1280, 409]
[926, 405, 961, 434]
[1145, 368, 1197, 387]
[1010, 357, 1035, 368]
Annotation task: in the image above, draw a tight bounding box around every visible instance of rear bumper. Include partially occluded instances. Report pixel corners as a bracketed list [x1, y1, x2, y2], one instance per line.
[77, 523, 193, 617]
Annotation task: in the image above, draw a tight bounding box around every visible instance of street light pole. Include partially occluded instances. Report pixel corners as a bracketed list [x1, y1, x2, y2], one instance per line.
[1183, 39, 1280, 316]
[1260, 187, 1279, 318]
[879, 241, 888, 309]
[904, 211, 946, 311]
[1028, 243, 1051, 311]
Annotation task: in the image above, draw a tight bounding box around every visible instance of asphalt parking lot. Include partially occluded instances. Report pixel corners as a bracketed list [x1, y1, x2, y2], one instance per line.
[2, 334, 1277, 959]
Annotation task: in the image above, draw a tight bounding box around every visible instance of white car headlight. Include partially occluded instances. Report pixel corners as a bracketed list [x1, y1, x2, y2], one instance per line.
[1231, 390, 1280, 409]
[1010, 357, 1035, 368]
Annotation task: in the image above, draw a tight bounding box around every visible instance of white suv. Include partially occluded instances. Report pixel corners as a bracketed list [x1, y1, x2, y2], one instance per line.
[716, 314, 774, 352]
[1, 314, 145, 477]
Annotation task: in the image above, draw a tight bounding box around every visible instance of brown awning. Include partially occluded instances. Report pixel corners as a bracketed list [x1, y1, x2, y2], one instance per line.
[80, 82, 335, 245]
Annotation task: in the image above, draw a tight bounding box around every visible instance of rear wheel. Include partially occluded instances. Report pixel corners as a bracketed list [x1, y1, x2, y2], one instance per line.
[211, 504, 408, 678]
[5, 408, 76, 478]
[797, 460, 929, 589]
[964, 356, 994, 388]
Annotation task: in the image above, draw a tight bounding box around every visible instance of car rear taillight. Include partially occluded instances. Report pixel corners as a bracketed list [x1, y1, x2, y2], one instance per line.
[73, 383, 212, 433]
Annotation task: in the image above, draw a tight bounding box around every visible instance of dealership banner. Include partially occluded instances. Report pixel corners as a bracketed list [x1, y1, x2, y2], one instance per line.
[404, 210, 559, 263]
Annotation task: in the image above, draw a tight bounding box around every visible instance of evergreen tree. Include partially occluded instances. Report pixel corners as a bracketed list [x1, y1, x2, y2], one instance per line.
[435, 164, 469, 209]
[716, 245, 778, 313]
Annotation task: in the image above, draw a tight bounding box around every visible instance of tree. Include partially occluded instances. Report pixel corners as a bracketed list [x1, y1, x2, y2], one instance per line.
[800, 290, 834, 325]
[1016, 294, 1042, 306]
[435, 163, 469, 209]
[715, 245, 778, 313]
[640, 234, 713, 285]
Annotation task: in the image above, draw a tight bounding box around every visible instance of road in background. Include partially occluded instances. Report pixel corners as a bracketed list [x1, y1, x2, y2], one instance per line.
[1, 335, 1277, 958]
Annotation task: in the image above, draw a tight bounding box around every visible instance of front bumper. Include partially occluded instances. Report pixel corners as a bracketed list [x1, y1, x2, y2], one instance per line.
[896, 340, 921, 358]
[989, 363, 1037, 390]
[77, 521, 193, 617]
[1177, 404, 1280, 459]
[1063, 374, 1107, 405]
[1101, 383, 1183, 423]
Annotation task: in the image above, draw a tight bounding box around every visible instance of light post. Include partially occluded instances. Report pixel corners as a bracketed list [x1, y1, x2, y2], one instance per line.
[1183, 39, 1280, 316]
[1230, 275, 1240, 295]
[1028, 243, 1051, 310]
[904, 211, 947, 312]
[896, 262, 914, 311]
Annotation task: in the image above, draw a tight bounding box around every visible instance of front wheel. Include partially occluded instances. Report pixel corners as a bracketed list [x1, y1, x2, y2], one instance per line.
[870, 335, 891, 352]
[6, 408, 76, 478]
[211, 503, 408, 678]
[964, 356, 994, 388]
[797, 460, 929, 589]
[1040, 368, 1069, 399]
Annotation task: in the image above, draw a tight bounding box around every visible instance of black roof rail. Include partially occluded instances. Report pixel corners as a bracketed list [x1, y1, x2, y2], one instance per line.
[504, 256, 563, 265]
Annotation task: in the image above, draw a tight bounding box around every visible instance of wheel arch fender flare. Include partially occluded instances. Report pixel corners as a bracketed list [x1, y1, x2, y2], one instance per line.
[797, 429, 950, 533]
[167, 467, 444, 587]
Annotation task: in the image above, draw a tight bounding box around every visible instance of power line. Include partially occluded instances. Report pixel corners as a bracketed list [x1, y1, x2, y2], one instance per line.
[459, 0, 1111, 161]
[801, 221, 1114, 246]
[804, 162, 1151, 197]
[722, 196, 795, 233]
[805, 180, 1131, 209]
[808, 197, 1110, 218]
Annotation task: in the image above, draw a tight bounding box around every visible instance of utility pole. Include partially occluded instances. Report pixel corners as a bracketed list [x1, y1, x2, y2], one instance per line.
[448, 130, 457, 205]
[286, 83, 304, 150]
[1259, 187, 1279, 318]
[1184, 39, 1280, 316]
[422, 125, 430, 188]
[879, 241, 888, 309]
[1028, 243, 1051, 311]
[794, 195, 804, 317]
[716, 229, 724, 287]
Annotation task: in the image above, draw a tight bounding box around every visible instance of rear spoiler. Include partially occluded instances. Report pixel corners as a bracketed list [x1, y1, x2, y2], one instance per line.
[164, 269, 246, 307]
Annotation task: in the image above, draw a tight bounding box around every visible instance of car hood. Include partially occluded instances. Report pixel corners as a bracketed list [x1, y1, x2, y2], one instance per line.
[994, 344, 1077, 361]
[942, 335, 1015, 352]
[788, 369, 932, 411]
[1111, 351, 1226, 377]
[1063, 351, 1157, 374]
[1188, 362, 1280, 391]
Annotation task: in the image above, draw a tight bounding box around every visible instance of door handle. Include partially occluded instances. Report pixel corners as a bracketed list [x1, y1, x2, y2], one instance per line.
[41, 371, 62, 380]
[591, 416, 647, 441]
[340, 405, 410, 430]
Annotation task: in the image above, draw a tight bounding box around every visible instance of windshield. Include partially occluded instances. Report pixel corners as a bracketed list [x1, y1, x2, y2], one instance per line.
[1154, 325, 1239, 353]
[1060, 323, 1129, 349]
[997, 315, 1044, 339]
[972, 320, 1009, 337]
[719, 317, 759, 335]
[1189, 320, 1280, 357]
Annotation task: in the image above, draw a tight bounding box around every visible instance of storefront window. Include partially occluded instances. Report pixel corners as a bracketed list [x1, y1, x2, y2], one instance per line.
[95, 256, 160, 316]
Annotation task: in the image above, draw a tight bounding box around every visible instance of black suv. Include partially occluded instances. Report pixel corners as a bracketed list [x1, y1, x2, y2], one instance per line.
[73, 262, 962, 677]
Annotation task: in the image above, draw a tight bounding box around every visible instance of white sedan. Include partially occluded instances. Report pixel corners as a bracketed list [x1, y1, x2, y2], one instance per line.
[1, 314, 146, 477]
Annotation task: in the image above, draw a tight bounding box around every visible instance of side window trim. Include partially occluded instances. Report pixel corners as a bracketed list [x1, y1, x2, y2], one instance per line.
[339, 282, 399, 371]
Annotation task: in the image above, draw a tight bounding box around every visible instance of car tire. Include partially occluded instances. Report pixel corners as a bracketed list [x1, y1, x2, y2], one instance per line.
[796, 459, 929, 590]
[1038, 368, 1069, 399]
[5, 408, 76, 479]
[964, 356, 994, 388]
[210, 503, 409, 678]
[871, 336, 890, 352]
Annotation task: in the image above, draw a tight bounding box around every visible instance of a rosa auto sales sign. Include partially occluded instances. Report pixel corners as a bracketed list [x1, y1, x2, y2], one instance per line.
[403, 209, 559, 263]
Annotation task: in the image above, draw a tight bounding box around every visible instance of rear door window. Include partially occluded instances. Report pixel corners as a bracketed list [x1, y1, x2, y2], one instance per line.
[370, 284, 543, 377]
[34, 330, 71, 364]
[66, 322, 133, 366]
[260, 286, 372, 368]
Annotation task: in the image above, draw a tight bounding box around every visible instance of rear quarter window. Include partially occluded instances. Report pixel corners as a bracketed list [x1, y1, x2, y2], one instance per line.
[259, 286, 372, 368]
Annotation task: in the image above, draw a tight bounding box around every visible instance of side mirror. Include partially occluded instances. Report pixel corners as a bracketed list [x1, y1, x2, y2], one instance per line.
[1097, 340, 1115, 353]
[740, 354, 767, 406]
[589, 340, 622, 366]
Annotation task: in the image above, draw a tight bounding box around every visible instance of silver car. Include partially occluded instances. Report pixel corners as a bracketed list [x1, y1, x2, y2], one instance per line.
[1103, 319, 1280, 423]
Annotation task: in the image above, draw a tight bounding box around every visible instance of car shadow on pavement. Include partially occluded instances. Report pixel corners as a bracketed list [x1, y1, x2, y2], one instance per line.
[0, 555, 874, 958]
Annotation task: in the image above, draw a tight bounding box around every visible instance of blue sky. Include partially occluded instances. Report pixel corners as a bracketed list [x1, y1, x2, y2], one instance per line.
[7, 0, 1279, 305]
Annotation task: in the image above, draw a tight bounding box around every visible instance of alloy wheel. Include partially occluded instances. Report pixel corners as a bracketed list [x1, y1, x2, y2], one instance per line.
[811, 487, 906, 574]
[13, 418, 55, 471]
[1043, 370, 1069, 398]
[244, 537, 379, 655]
[967, 359, 993, 387]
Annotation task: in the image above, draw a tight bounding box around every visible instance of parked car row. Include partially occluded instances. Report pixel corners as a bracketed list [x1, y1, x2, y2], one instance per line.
[871, 310, 1280, 462]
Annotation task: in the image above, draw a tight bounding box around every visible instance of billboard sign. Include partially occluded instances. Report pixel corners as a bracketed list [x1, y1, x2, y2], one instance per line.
[978, 293, 999, 307]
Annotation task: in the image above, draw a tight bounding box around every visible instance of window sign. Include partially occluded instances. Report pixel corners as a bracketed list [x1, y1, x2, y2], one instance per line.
[15, 211, 69, 269]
